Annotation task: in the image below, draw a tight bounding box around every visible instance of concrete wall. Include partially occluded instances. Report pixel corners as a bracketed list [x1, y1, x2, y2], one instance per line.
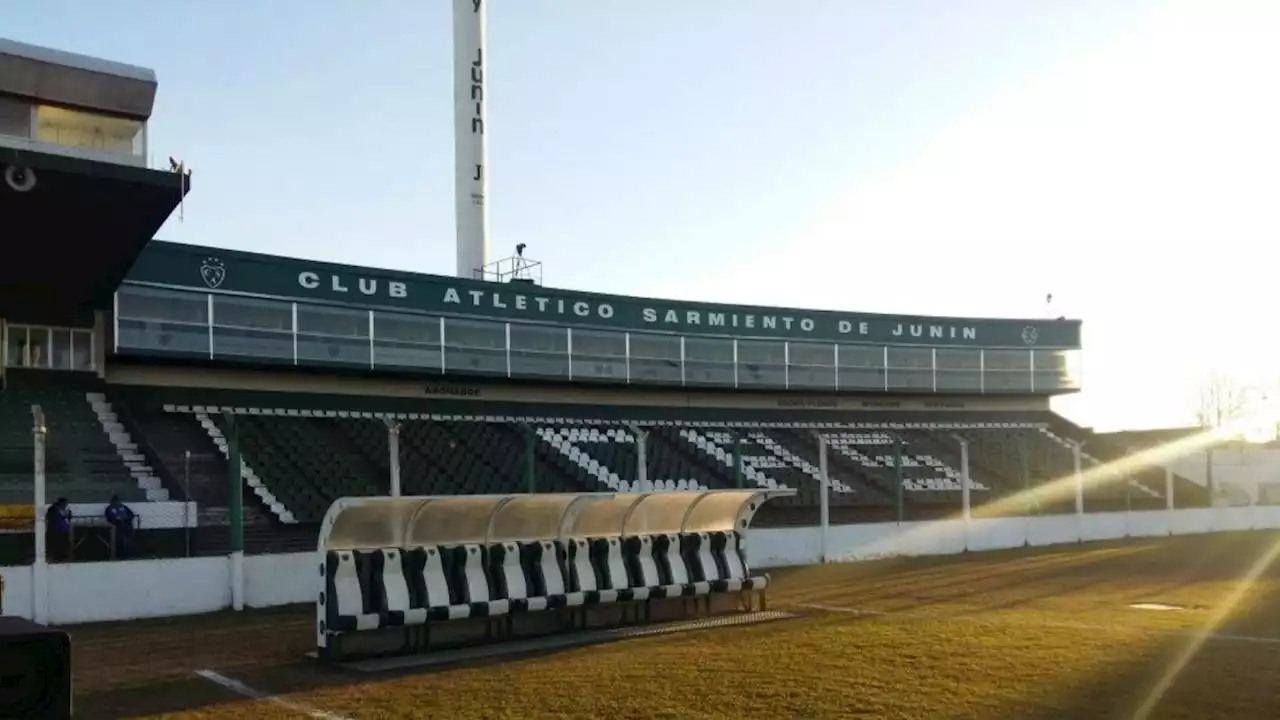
[745, 506, 1280, 568]
[3, 506, 1280, 625]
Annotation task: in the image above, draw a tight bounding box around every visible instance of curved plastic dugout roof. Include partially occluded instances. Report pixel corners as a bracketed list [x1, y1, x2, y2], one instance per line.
[318, 489, 794, 552]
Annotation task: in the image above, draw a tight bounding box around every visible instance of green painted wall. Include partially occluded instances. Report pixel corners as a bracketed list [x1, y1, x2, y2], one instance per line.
[127, 241, 1082, 349]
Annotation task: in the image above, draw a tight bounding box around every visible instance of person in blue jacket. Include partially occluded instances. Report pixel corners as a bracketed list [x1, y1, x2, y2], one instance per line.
[44, 497, 72, 562]
[104, 495, 136, 559]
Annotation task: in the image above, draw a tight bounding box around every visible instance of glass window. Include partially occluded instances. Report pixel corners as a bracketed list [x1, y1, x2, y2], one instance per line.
[984, 349, 1032, 392]
[572, 356, 627, 382]
[50, 330, 71, 370]
[837, 344, 886, 390]
[297, 305, 367, 338]
[735, 339, 784, 388]
[373, 340, 441, 372]
[2, 326, 94, 371]
[211, 296, 292, 361]
[685, 337, 735, 363]
[511, 325, 567, 377]
[788, 342, 835, 390]
[115, 286, 211, 357]
[0, 96, 32, 138]
[5, 326, 25, 368]
[629, 332, 681, 386]
[511, 350, 568, 378]
[296, 305, 369, 366]
[35, 105, 145, 157]
[70, 331, 93, 371]
[1032, 349, 1079, 392]
[23, 328, 49, 369]
[510, 324, 567, 354]
[887, 347, 931, 369]
[886, 347, 932, 391]
[118, 318, 209, 356]
[445, 318, 505, 350]
[936, 348, 980, 371]
[374, 313, 440, 345]
[630, 333, 680, 360]
[372, 313, 441, 372]
[838, 345, 884, 368]
[686, 337, 735, 387]
[510, 324, 568, 378]
[572, 329, 625, 358]
[790, 364, 835, 389]
[117, 286, 208, 324]
[213, 295, 290, 331]
[984, 349, 1030, 370]
[935, 348, 981, 392]
[789, 342, 834, 367]
[570, 329, 626, 382]
[443, 319, 506, 376]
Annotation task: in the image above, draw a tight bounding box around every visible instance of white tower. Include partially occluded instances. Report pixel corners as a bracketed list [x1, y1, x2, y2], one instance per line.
[453, 0, 488, 278]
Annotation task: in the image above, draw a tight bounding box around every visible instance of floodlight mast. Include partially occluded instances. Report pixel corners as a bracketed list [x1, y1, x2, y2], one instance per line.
[454, 0, 489, 279]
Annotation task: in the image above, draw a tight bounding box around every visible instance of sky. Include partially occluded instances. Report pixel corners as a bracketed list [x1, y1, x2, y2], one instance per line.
[5, 0, 1280, 431]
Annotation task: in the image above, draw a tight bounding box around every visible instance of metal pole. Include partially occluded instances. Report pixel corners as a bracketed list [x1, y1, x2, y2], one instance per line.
[1165, 466, 1175, 511]
[893, 441, 904, 523]
[523, 424, 536, 494]
[1072, 441, 1084, 541]
[818, 433, 829, 563]
[958, 437, 971, 524]
[635, 428, 648, 490]
[1072, 441, 1084, 516]
[1019, 436, 1034, 515]
[733, 433, 744, 489]
[386, 420, 402, 498]
[1205, 447, 1215, 508]
[225, 412, 244, 611]
[184, 450, 192, 558]
[32, 405, 48, 624]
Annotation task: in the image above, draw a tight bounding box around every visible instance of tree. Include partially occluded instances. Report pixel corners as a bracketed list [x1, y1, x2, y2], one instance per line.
[1195, 373, 1249, 430]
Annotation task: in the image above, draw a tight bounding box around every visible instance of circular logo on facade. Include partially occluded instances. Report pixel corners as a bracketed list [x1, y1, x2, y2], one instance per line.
[200, 257, 226, 289]
[1021, 326, 1039, 346]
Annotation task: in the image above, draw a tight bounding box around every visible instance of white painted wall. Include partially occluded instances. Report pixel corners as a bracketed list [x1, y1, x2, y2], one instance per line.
[3, 507, 1280, 624]
[243, 551, 317, 608]
[46, 556, 231, 625]
[0, 564, 33, 618]
[746, 507, 1280, 567]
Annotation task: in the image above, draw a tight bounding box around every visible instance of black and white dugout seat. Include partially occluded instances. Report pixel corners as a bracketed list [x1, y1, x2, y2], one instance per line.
[315, 489, 792, 659]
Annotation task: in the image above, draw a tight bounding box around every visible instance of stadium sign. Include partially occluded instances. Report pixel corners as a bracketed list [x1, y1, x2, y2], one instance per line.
[125, 242, 1083, 349]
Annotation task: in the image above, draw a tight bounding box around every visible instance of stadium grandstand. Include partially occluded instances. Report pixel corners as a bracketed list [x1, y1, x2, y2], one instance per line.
[0, 32, 1213, 570]
[2, 24, 1271, 719]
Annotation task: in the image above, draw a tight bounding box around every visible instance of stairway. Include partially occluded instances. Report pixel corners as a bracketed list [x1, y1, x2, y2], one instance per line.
[195, 412, 297, 524]
[85, 392, 169, 501]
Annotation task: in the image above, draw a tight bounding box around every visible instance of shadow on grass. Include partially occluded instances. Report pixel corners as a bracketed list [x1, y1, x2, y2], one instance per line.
[71, 606, 808, 719]
[68, 531, 1280, 719]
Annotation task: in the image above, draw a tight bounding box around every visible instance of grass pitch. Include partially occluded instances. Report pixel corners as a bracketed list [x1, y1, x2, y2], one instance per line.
[70, 531, 1280, 719]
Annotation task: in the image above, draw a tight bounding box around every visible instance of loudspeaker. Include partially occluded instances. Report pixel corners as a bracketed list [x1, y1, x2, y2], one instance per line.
[0, 617, 71, 719]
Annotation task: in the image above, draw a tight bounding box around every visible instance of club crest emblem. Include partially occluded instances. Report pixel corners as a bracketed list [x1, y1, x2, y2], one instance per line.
[1021, 326, 1039, 346]
[200, 257, 225, 289]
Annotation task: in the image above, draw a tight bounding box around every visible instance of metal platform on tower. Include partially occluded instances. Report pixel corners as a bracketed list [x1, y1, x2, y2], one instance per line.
[477, 244, 542, 286]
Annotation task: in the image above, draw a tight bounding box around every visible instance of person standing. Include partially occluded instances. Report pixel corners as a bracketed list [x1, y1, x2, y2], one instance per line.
[44, 497, 72, 562]
[104, 495, 136, 559]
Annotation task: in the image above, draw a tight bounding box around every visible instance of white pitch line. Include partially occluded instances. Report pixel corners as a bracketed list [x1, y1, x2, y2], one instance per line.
[195, 669, 352, 720]
[796, 603, 1280, 646]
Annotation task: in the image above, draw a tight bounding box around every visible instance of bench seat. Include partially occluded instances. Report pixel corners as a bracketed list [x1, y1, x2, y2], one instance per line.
[320, 530, 767, 654]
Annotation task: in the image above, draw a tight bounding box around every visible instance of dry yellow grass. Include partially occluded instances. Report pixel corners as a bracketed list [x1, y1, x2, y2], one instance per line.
[68, 531, 1280, 719]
